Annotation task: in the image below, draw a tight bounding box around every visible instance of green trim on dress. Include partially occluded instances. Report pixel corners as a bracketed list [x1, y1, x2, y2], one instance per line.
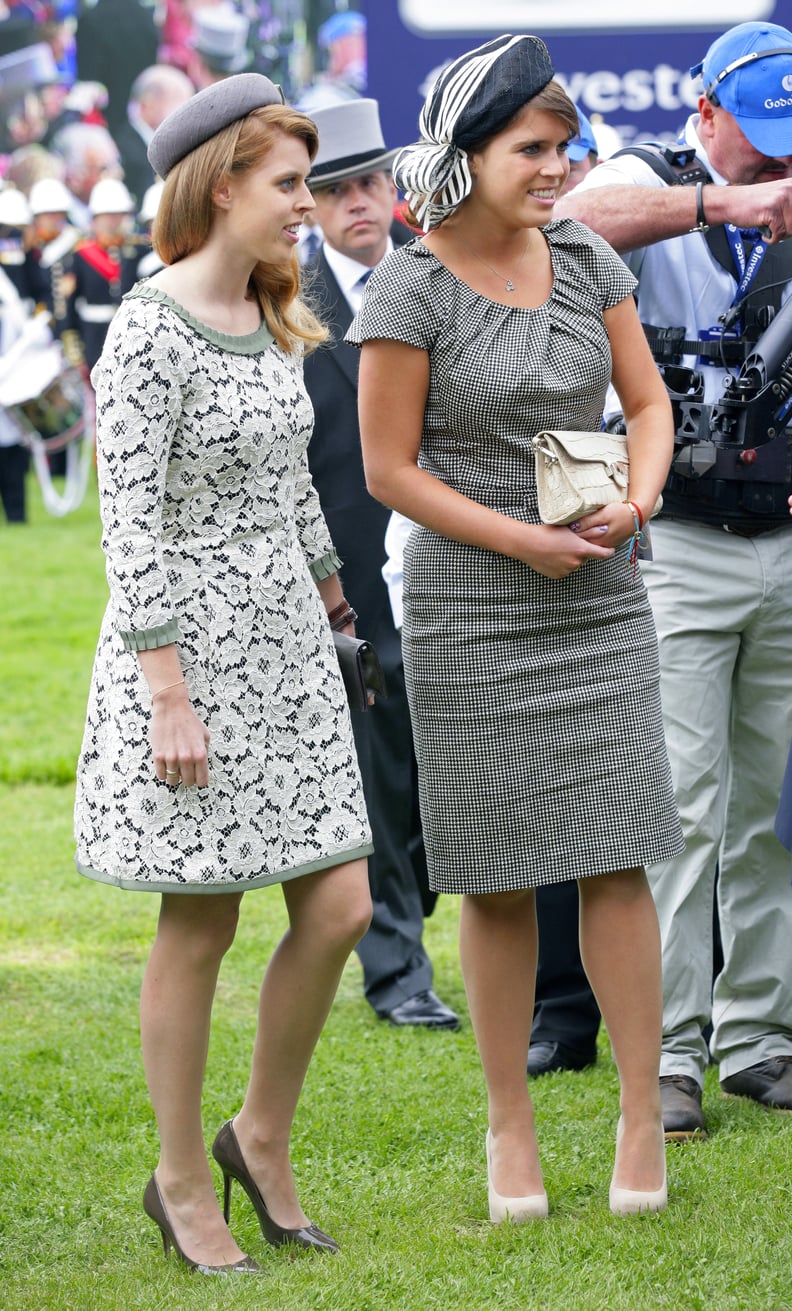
[124, 282, 276, 355]
[310, 549, 343, 581]
[120, 616, 182, 652]
[75, 842, 374, 894]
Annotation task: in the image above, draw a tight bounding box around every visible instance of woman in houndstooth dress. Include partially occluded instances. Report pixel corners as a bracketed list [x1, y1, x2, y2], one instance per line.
[350, 36, 683, 1219]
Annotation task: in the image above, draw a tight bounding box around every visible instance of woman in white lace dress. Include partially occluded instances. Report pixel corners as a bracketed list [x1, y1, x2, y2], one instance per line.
[73, 75, 372, 1274]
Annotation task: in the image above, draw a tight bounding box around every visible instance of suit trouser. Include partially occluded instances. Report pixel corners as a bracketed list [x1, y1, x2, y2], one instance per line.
[351, 651, 434, 1013]
[0, 444, 28, 522]
[531, 881, 601, 1053]
[643, 520, 792, 1082]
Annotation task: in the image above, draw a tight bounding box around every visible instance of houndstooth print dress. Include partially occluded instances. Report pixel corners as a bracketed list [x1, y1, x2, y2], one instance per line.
[74, 284, 372, 893]
[348, 221, 684, 893]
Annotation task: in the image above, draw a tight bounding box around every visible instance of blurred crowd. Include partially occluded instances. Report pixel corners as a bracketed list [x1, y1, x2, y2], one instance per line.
[0, 0, 366, 522]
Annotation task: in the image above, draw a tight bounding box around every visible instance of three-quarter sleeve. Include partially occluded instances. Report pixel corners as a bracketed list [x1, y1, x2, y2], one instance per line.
[92, 302, 189, 650]
[289, 352, 342, 579]
[294, 441, 343, 580]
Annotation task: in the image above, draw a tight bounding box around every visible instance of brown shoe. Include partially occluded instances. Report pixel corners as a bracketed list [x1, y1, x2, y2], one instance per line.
[721, 1056, 792, 1110]
[660, 1074, 707, 1141]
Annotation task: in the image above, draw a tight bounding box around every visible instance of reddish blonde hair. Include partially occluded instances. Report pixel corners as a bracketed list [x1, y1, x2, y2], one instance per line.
[153, 104, 327, 353]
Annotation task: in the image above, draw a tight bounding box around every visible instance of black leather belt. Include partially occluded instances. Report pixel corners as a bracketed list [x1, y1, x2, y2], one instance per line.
[660, 514, 788, 537]
[722, 522, 785, 537]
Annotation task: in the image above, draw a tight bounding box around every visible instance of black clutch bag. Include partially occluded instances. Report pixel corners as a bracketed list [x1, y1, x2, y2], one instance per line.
[333, 631, 387, 712]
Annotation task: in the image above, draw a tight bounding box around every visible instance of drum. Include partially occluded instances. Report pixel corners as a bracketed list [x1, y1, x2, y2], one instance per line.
[0, 309, 94, 516]
[0, 341, 85, 452]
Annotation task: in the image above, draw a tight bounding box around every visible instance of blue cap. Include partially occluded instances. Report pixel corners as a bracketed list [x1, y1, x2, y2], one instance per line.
[690, 21, 792, 156]
[318, 12, 366, 48]
[567, 105, 598, 161]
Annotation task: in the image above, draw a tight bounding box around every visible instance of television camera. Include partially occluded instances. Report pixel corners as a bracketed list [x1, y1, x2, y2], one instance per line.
[635, 291, 792, 488]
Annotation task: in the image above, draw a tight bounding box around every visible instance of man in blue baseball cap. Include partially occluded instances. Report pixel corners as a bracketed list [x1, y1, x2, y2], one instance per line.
[317, 8, 366, 95]
[558, 23, 792, 1138]
[692, 20, 792, 158]
[562, 104, 599, 195]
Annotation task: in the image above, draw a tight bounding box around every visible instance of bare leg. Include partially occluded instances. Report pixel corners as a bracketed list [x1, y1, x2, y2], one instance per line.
[578, 869, 665, 1192]
[231, 858, 371, 1226]
[458, 889, 544, 1197]
[140, 891, 245, 1265]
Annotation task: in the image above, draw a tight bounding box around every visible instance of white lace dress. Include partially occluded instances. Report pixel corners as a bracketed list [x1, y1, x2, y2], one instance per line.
[74, 284, 372, 893]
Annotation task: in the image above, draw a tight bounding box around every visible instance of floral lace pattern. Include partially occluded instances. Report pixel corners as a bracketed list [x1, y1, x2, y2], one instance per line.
[74, 288, 372, 892]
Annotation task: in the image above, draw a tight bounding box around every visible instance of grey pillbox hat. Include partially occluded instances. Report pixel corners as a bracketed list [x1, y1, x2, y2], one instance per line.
[147, 72, 284, 180]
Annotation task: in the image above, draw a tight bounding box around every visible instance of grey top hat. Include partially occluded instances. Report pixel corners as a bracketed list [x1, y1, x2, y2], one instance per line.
[307, 99, 399, 189]
[148, 72, 284, 180]
[191, 6, 251, 75]
[0, 42, 62, 102]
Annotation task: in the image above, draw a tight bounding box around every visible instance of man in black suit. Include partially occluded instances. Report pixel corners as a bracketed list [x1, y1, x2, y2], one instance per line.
[113, 65, 195, 207]
[76, 0, 159, 137]
[303, 99, 459, 1030]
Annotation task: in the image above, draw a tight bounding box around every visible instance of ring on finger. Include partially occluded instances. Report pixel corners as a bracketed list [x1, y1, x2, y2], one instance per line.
[165, 768, 180, 778]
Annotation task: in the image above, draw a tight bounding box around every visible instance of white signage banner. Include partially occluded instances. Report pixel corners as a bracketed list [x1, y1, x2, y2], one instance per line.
[399, 0, 776, 35]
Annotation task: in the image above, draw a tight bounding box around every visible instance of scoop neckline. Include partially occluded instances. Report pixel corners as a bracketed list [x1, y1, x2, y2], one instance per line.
[411, 233, 555, 313]
[125, 281, 275, 354]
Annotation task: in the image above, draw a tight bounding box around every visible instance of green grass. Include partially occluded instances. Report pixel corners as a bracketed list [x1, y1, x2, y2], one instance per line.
[0, 482, 106, 786]
[1, 477, 791, 1309]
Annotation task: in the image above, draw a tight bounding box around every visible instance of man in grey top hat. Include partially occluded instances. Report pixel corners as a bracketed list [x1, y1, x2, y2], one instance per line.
[303, 99, 460, 1031]
[188, 5, 252, 91]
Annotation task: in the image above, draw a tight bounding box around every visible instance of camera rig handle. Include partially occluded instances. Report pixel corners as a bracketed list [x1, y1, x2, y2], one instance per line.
[653, 292, 792, 453]
[711, 289, 792, 444]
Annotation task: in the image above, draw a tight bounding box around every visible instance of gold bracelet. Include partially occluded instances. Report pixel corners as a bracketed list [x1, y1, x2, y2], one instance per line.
[151, 678, 186, 703]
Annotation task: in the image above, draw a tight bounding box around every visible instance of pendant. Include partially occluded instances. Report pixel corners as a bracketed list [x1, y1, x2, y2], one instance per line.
[505, 279, 515, 292]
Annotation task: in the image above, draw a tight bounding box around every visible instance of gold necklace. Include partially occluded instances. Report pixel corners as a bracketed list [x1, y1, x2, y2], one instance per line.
[462, 238, 531, 292]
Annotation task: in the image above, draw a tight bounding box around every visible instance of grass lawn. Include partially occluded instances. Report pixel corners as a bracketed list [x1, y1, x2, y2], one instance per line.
[1, 477, 791, 1310]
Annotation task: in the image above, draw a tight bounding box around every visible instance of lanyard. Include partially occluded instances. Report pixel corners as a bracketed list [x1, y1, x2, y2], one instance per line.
[723, 224, 768, 309]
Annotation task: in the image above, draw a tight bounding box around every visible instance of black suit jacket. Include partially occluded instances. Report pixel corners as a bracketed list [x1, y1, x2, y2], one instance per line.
[113, 119, 154, 208]
[304, 230, 412, 651]
[303, 227, 438, 953]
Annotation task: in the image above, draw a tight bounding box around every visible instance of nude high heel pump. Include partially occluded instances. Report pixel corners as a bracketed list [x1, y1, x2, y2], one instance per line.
[486, 1129, 548, 1223]
[608, 1117, 668, 1216]
[143, 1175, 260, 1275]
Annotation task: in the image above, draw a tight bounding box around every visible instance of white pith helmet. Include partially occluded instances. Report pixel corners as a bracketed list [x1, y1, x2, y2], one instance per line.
[29, 177, 73, 217]
[139, 180, 164, 225]
[88, 177, 134, 216]
[0, 187, 33, 228]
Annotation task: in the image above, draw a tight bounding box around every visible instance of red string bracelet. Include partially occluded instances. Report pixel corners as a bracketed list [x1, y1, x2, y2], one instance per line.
[625, 501, 645, 577]
[626, 500, 644, 530]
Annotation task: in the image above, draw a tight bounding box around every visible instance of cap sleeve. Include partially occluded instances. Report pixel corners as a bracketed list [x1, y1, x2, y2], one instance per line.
[545, 218, 637, 312]
[586, 227, 638, 310]
[345, 242, 443, 352]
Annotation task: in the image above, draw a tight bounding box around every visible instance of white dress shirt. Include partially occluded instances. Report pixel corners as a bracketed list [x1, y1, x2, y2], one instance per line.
[322, 237, 393, 314]
[322, 235, 403, 620]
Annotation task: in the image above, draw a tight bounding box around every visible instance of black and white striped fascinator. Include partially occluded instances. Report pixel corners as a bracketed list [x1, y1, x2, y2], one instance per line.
[393, 34, 554, 229]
